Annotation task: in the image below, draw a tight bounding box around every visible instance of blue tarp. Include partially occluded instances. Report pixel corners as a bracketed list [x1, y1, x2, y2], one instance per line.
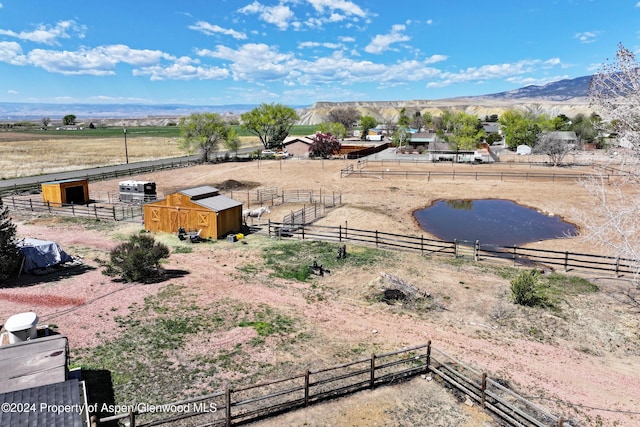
[17, 238, 73, 273]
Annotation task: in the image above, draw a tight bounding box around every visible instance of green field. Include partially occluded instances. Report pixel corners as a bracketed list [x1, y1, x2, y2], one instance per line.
[3, 124, 319, 139]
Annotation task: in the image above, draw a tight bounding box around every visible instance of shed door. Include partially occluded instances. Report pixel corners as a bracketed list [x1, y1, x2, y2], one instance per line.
[65, 186, 85, 204]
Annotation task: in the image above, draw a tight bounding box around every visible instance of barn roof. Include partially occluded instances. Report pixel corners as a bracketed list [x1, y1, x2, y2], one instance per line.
[192, 195, 243, 212]
[0, 379, 84, 427]
[179, 186, 220, 200]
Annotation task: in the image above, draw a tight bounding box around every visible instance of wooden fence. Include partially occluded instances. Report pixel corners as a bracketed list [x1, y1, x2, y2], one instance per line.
[1, 196, 142, 221]
[267, 222, 639, 278]
[340, 167, 618, 182]
[97, 342, 571, 427]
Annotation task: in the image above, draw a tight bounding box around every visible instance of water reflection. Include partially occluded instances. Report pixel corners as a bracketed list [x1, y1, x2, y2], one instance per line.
[414, 199, 577, 247]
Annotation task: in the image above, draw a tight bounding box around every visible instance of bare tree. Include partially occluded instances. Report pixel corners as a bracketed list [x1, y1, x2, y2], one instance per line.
[533, 131, 580, 166]
[582, 43, 640, 286]
[589, 43, 640, 154]
[327, 107, 360, 134]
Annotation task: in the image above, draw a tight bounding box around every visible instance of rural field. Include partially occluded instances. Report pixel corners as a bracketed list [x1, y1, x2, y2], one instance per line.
[1, 132, 639, 426]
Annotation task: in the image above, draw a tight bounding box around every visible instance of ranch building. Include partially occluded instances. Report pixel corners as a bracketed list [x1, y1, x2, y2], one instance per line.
[143, 185, 243, 239]
[41, 179, 89, 207]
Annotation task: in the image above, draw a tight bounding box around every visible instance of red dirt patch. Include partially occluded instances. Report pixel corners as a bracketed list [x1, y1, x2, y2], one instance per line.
[0, 293, 85, 307]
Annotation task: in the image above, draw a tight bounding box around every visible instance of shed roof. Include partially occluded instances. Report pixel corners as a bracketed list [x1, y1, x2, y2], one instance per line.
[42, 179, 88, 185]
[0, 379, 84, 427]
[283, 136, 313, 145]
[192, 195, 243, 212]
[179, 186, 220, 200]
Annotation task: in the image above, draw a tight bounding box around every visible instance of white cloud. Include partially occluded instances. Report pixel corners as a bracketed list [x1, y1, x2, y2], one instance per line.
[8, 90, 18, 95]
[426, 59, 564, 88]
[0, 20, 86, 46]
[298, 41, 342, 49]
[365, 24, 410, 54]
[188, 21, 247, 40]
[0, 41, 28, 65]
[574, 31, 599, 44]
[305, 0, 367, 18]
[133, 58, 230, 81]
[15, 44, 174, 76]
[238, 1, 295, 30]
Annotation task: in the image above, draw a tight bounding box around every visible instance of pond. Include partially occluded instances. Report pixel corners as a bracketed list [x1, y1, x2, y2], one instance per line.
[414, 199, 577, 247]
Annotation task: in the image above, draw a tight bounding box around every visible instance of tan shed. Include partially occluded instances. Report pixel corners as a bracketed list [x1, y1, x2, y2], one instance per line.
[143, 185, 243, 239]
[41, 179, 89, 206]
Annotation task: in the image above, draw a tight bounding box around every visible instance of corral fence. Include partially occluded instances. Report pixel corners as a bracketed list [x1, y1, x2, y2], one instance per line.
[1, 196, 142, 221]
[226, 187, 342, 209]
[281, 204, 326, 227]
[96, 342, 571, 427]
[340, 167, 620, 183]
[267, 222, 639, 279]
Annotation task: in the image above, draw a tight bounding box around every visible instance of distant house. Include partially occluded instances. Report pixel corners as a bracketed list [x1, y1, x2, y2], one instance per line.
[282, 136, 314, 158]
[542, 131, 578, 146]
[143, 185, 243, 239]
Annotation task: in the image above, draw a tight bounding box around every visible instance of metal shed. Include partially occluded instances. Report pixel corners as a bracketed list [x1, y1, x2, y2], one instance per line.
[143, 185, 243, 239]
[41, 179, 89, 206]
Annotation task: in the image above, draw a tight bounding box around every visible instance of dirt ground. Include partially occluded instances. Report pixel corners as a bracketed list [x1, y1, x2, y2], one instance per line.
[2, 154, 640, 426]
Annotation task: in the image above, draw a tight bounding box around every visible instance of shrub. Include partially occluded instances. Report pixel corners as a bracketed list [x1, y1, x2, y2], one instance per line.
[510, 270, 549, 308]
[0, 200, 21, 283]
[102, 234, 170, 283]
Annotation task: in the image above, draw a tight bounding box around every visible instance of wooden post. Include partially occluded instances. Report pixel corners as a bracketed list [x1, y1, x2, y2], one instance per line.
[370, 353, 376, 388]
[421, 235, 424, 255]
[375, 230, 379, 247]
[304, 370, 310, 406]
[481, 372, 487, 408]
[71, 204, 75, 216]
[558, 416, 564, 427]
[426, 340, 431, 370]
[339, 225, 342, 242]
[512, 245, 517, 265]
[225, 387, 232, 427]
[615, 257, 620, 277]
[474, 240, 479, 261]
[301, 224, 305, 240]
[94, 205, 98, 219]
[129, 411, 136, 427]
[564, 251, 569, 272]
[112, 206, 116, 220]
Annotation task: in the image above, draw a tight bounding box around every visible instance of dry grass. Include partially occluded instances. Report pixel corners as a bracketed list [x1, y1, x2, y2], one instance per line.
[0, 132, 260, 179]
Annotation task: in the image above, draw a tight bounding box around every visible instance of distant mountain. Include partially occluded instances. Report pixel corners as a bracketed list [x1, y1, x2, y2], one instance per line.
[476, 75, 592, 101]
[0, 75, 592, 122]
[0, 103, 308, 122]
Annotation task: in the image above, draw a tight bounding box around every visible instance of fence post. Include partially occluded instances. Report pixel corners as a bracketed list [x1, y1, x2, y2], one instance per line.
[225, 387, 232, 427]
[615, 257, 620, 277]
[481, 373, 487, 408]
[339, 225, 342, 242]
[94, 205, 98, 219]
[421, 235, 424, 255]
[426, 340, 431, 371]
[370, 353, 376, 389]
[268, 219, 271, 238]
[558, 416, 564, 427]
[474, 240, 479, 261]
[112, 206, 116, 220]
[564, 251, 569, 272]
[128, 411, 136, 427]
[304, 370, 310, 406]
[301, 224, 305, 240]
[512, 245, 517, 265]
[71, 204, 75, 216]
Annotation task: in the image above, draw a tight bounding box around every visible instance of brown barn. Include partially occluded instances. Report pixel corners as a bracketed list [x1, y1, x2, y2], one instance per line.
[143, 186, 243, 239]
[41, 179, 89, 206]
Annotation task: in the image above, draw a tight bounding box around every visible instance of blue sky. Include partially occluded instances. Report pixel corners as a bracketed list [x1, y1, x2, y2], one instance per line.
[0, 0, 639, 106]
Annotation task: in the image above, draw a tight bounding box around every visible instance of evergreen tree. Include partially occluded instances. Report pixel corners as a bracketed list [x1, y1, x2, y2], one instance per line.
[0, 199, 22, 282]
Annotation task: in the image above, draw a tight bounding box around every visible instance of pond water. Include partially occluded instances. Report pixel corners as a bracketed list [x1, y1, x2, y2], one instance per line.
[414, 199, 577, 247]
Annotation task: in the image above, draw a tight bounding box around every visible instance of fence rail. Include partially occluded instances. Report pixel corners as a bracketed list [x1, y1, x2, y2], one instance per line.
[268, 222, 638, 278]
[1, 196, 142, 221]
[97, 342, 571, 427]
[340, 167, 619, 182]
[0, 158, 199, 197]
